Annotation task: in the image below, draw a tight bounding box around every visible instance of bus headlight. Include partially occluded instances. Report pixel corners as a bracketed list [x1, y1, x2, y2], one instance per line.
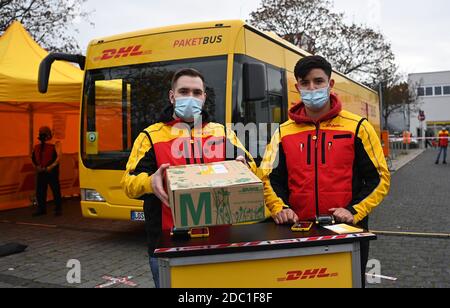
[82, 189, 106, 202]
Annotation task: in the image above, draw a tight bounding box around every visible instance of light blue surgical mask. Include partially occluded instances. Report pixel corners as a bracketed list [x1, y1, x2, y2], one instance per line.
[300, 86, 330, 111]
[174, 97, 203, 122]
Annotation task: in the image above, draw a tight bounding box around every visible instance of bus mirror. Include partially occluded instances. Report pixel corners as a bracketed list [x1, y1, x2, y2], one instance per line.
[38, 53, 86, 93]
[243, 63, 267, 101]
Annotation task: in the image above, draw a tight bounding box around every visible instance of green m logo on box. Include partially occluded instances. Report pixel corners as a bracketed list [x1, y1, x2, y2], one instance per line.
[179, 193, 212, 227]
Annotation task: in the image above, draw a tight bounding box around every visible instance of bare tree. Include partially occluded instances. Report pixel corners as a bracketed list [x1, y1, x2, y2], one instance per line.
[0, 0, 93, 53]
[320, 23, 397, 88]
[248, 0, 342, 53]
[382, 79, 421, 131]
[248, 0, 397, 88]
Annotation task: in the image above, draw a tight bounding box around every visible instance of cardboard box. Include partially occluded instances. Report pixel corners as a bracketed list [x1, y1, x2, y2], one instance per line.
[166, 160, 265, 228]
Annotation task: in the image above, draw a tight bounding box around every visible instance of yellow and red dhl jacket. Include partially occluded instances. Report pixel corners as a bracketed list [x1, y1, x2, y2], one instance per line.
[121, 112, 272, 239]
[438, 130, 449, 147]
[260, 93, 391, 226]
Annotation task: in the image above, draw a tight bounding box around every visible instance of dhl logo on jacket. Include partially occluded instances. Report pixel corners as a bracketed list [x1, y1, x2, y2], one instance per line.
[260, 94, 390, 225]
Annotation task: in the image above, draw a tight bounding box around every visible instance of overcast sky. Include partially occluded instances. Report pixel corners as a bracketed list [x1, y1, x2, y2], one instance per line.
[73, 0, 450, 74]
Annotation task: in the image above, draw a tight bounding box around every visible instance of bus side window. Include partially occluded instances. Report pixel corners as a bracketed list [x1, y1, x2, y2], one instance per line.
[244, 66, 285, 165]
[265, 67, 285, 162]
[267, 67, 284, 124]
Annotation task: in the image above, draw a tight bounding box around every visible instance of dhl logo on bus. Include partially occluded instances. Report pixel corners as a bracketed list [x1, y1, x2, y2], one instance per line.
[93, 45, 152, 61]
[277, 268, 338, 282]
[173, 35, 223, 48]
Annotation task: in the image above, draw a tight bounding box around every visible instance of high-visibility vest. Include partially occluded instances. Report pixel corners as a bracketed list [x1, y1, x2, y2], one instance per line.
[403, 131, 411, 144]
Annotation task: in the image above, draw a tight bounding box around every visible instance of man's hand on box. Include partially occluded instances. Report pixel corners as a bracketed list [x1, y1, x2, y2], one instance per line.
[152, 163, 170, 206]
[273, 209, 298, 225]
[235, 155, 246, 165]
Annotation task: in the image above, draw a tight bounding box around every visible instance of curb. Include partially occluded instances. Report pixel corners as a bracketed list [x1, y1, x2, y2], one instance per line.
[391, 149, 425, 172]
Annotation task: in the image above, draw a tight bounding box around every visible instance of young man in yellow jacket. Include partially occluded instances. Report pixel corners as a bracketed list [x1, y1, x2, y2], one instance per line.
[260, 56, 391, 287]
[121, 68, 260, 288]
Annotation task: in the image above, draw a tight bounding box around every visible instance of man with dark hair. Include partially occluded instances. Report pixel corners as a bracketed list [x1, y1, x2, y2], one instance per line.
[260, 56, 391, 287]
[121, 68, 262, 288]
[31, 126, 62, 217]
[294, 55, 332, 79]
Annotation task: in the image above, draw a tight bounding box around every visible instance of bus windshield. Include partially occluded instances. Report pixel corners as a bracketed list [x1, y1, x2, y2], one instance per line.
[81, 56, 227, 170]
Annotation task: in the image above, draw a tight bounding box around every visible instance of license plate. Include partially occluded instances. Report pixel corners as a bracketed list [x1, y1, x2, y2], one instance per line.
[131, 211, 145, 221]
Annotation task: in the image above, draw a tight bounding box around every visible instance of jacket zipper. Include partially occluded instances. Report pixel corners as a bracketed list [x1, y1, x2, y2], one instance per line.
[186, 127, 195, 165]
[183, 139, 191, 165]
[191, 138, 197, 164]
[314, 125, 320, 218]
[307, 135, 312, 165]
[197, 138, 205, 164]
[190, 126, 201, 165]
[321, 132, 326, 164]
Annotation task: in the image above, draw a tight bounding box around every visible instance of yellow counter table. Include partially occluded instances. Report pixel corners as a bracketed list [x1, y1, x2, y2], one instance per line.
[154, 222, 376, 288]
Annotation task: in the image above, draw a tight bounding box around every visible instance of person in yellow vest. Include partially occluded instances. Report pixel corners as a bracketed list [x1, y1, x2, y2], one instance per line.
[435, 127, 449, 164]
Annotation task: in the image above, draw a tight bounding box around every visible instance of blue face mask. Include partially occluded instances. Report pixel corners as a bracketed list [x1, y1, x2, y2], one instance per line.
[174, 96, 203, 122]
[300, 86, 330, 111]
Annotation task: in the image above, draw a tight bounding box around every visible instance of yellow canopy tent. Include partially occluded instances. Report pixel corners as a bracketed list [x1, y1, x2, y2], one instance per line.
[0, 21, 82, 211]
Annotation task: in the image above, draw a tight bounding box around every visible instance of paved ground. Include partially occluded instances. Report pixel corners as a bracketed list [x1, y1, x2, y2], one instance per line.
[389, 148, 425, 172]
[0, 202, 152, 288]
[367, 148, 450, 288]
[0, 148, 448, 288]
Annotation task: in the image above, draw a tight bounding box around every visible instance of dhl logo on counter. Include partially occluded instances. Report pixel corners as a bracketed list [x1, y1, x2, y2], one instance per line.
[277, 268, 338, 282]
[93, 45, 152, 61]
[173, 35, 223, 48]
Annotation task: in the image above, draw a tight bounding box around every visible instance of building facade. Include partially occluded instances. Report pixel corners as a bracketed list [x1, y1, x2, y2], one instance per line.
[409, 71, 450, 138]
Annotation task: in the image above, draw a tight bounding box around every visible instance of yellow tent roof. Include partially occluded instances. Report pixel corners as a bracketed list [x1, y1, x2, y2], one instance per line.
[0, 21, 83, 103]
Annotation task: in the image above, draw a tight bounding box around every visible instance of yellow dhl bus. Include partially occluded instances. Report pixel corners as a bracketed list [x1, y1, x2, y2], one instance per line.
[39, 20, 380, 221]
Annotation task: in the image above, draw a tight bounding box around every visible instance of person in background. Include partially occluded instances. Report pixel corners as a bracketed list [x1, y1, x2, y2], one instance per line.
[31, 126, 62, 217]
[435, 127, 449, 164]
[425, 129, 434, 149]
